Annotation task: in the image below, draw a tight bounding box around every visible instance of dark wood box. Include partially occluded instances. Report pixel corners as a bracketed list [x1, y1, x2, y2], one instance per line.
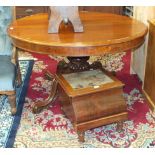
[55, 69, 128, 141]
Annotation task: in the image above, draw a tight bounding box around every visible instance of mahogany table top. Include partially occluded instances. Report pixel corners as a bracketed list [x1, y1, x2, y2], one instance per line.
[8, 12, 148, 56]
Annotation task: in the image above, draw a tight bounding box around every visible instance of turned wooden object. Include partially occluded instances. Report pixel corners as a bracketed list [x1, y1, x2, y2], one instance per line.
[48, 6, 84, 33]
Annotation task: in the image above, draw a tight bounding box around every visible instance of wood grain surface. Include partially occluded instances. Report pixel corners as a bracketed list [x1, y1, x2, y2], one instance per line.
[8, 12, 148, 56]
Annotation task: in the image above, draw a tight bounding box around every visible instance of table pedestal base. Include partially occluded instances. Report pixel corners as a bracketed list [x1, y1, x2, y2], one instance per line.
[32, 56, 127, 142]
[32, 56, 103, 113]
[57, 56, 103, 74]
[32, 72, 58, 113]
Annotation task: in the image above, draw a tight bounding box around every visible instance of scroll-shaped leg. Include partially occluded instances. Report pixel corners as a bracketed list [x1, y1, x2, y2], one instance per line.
[8, 94, 17, 115]
[32, 73, 58, 113]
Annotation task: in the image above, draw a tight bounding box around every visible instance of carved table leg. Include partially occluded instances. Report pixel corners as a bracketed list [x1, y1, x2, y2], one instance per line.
[57, 56, 91, 74]
[57, 56, 104, 74]
[32, 56, 104, 114]
[8, 94, 17, 115]
[32, 72, 58, 113]
[77, 131, 85, 142]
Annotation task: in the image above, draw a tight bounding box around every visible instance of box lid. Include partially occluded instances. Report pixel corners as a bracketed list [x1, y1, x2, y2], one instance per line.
[56, 69, 124, 97]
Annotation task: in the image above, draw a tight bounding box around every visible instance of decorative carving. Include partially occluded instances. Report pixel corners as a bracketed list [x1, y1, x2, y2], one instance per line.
[57, 56, 90, 74]
[32, 57, 104, 113]
[57, 56, 104, 74]
[32, 71, 58, 114]
[48, 6, 84, 33]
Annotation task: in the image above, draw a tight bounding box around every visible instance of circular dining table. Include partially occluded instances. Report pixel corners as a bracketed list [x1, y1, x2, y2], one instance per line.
[8, 11, 148, 113]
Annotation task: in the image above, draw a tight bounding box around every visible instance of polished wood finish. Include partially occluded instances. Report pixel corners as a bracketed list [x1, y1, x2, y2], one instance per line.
[57, 56, 103, 74]
[32, 72, 58, 113]
[143, 20, 155, 113]
[74, 113, 127, 132]
[8, 12, 147, 56]
[57, 69, 124, 97]
[8, 12, 148, 140]
[32, 59, 102, 113]
[56, 70, 128, 142]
